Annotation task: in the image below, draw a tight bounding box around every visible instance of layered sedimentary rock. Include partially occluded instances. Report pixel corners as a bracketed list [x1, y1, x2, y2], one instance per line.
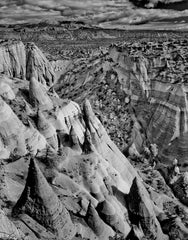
[0, 40, 55, 86]
[29, 76, 53, 109]
[24, 120, 47, 156]
[0, 97, 27, 156]
[54, 41, 188, 166]
[128, 56, 188, 166]
[126, 177, 168, 240]
[0, 209, 24, 240]
[26, 42, 56, 86]
[85, 201, 115, 239]
[37, 110, 58, 151]
[12, 158, 76, 240]
[0, 40, 26, 79]
[0, 39, 187, 240]
[96, 45, 188, 167]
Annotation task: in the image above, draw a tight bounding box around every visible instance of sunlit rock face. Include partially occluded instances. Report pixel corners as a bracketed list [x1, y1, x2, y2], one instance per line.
[126, 177, 168, 240]
[0, 40, 55, 86]
[0, 40, 26, 79]
[0, 81, 15, 100]
[98, 45, 188, 167]
[0, 40, 187, 240]
[127, 57, 188, 166]
[29, 76, 53, 109]
[0, 97, 27, 156]
[0, 209, 24, 240]
[26, 42, 56, 86]
[54, 41, 188, 167]
[12, 158, 76, 240]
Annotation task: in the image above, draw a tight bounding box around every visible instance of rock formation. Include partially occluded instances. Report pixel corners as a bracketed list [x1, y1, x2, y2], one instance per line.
[26, 42, 56, 86]
[0, 137, 10, 159]
[24, 120, 47, 156]
[85, 201, 115, 239]
[0, 81, 15, 100]
[171, 172, 188, 206]
[0, 97, 27, 156]
[0, 40, 26, 80]
[12, 158, 76, 240]
[126, 177, 169, 240]
[0, 38, 187, 240]
[87, 44, 188, 167]
[37, 110, 58, 151]
[29, 75, 53, 109]
[0, 209, 24, 240]
[0, 40, 56, 86]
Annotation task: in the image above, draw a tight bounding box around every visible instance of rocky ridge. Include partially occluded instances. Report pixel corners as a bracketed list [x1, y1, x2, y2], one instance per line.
[53, 38, 188, 169]
[0, 39, 187, 240]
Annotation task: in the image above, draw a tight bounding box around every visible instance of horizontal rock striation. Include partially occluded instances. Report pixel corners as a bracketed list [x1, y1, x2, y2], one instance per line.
[103, 45, 188, 167]
[0, 39, 187, 240]
[54, 40, 188, 167]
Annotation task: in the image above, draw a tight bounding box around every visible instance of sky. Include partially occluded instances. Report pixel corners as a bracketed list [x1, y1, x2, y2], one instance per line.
[0, 0, 188, 30]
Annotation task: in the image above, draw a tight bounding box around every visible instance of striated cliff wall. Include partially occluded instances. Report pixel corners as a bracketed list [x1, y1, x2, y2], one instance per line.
[0, 39, 187, 240]
[0, 40, 172, 240]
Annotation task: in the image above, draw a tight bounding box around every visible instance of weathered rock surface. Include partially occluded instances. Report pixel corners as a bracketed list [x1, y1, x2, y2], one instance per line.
[0, 209, 24, 240]
[0, 39, 187, 240]
[0, 97, 27, 156]
[29, 75, 53, 109]
[172, 172, 188, 206]
[0, 40, 26, 80]
[0, 40, 55, 86]
[12, 158, 76, 240]
[54, 40, 188, 167]
[26, 42, 56, 86]
[126, 177, 169, 240]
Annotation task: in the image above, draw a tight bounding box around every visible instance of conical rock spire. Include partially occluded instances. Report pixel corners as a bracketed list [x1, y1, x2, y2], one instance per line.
[85, 201, 114, 239]
[96, 200, 128, 235]
[69, 125, 82, 153]
[12, 158, 76, 239]
[37, 110, 58, 151]
[26, 42, 56, 86]
[82, 128, 95, 154]
[126, 177, 168, 240]
[25, 120, 47, 156]
[29, 75, 53, 109]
